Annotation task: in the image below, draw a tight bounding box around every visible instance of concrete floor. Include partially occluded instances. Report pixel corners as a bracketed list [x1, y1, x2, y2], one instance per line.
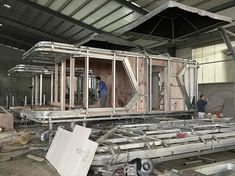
[1, 151, 235, 176]
[157, 151, 235, 172]
[0, 154, 59, 176]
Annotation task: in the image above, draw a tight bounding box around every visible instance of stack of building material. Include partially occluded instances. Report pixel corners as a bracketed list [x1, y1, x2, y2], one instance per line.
[0, 106, 13, 131]
[46, 125, 98, 176]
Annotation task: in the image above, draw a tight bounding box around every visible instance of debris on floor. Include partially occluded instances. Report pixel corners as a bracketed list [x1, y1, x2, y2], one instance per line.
[27, 154, 44, 162]
[46, 125, 98, 176]
[0, 131, 15, 143]
[10, 132, 31, 145]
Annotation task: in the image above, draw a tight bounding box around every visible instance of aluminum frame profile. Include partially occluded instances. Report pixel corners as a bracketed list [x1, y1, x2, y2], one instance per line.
[91, 118, 235, 171]
[18, 41, 198, 123]
[176, 65, 193, 110]
[20, 42, 144, 112]
[122, 57, 140, 111]
[8, 64, 53, 76]
[20, 109, 194, 123]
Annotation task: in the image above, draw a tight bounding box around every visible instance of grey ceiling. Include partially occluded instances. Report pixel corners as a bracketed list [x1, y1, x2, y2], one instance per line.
[0, 0, 234, 51]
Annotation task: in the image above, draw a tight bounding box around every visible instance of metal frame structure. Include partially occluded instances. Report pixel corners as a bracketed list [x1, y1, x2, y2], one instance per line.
[8, 64, 52, 77]
[7, 64, 53, 107]
[91, 118, 235, 172]
[11, 42, 198, 126]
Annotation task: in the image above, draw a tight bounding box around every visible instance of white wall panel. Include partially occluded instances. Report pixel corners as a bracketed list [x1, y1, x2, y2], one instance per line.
[192, 41, 235, 84]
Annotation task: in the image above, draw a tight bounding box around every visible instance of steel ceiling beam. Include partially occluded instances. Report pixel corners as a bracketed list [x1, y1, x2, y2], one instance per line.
[0, 33, 32, 47]
[15, 0, 103, 34]
[218, 27, 235, 61]
[0, 16, 68, 43]
[153, 25, 235, 51]
[112, 0, 148, 15]
[209, 1, 235, 13]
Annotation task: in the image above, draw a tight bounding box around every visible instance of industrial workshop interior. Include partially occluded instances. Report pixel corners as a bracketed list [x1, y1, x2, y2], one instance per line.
[2, 1, 235, 176]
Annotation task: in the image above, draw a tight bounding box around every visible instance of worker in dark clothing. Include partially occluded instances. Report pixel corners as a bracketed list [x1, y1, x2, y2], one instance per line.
[197, 94, 208, 118]
[96, 76, 108, 107]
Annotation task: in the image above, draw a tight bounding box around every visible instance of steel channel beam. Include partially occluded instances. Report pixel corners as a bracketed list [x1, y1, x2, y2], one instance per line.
[218, 27, 235, 61]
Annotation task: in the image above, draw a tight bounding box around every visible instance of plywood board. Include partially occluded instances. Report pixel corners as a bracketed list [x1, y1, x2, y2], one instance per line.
[171, 99, 183, 111]
[58, 125, 91, 176]
[172, 62, 184, 76]
[171, 86, 183, 99]
[46, 127, 71, 169]
[152, 59, 167, 66]
[128, 57, 137, 76]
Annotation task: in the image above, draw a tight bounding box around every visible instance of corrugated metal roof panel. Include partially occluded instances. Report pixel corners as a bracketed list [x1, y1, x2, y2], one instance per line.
[93, 7, 132, 29]
[62, 27, 83, 39]
[145, 0, 167, 11]
[82, 1, 120, 25]
[43, 19, 64, 32]
[196, 0, 232, 10]
[72, 0, 107, 21]
[183, 0, 202, 6]
[134, 0, 153, 8]
[52, 22, 73, 35]
[11, 5, 30, 21]
[36, 0, 51, 6]
[32, 13, 51, 28]
[72, 30, 93, 41]
[49, 0, 68, 11]
[61, 0, 88, 16]
[103, 12, 142, 32]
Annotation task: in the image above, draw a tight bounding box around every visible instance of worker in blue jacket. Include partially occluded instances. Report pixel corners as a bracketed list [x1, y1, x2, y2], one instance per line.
[96, 76, 108, 107]
[197, 94, 208, 118]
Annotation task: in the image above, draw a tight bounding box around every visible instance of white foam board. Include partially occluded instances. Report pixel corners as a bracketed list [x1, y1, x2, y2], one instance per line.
[73, 139, 98, 176]
[46, 127, 72, 169]
[58, 125, 92, 176]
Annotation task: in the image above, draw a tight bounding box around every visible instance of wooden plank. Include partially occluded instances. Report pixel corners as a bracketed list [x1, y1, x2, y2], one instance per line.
[137, 58, 146, 112]
[0, 111, 13, 131]
[69, 58, 75, 109]
[60, 61, 66, 110]
[83, 55, 89, 110]
[96, 127, 118, 144]
[152, 59, 167, 66]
